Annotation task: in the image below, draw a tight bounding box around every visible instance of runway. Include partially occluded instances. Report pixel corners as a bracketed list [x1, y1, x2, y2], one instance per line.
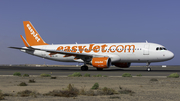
[0, 65, 179, 76]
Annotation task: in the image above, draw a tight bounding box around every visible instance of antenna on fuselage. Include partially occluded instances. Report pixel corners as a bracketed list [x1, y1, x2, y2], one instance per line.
[75, 42, 78, 44]
[146, 40, 148, 43]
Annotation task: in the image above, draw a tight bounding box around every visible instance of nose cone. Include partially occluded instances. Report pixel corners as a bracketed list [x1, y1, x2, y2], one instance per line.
[166, 51, 174, 60]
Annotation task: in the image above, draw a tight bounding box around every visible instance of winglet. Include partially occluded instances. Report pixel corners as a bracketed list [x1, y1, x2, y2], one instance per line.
[20, 35, 31, 47]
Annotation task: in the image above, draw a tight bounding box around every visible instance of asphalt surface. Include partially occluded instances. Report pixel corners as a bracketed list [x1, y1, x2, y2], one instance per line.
[0, 65, 179, 76]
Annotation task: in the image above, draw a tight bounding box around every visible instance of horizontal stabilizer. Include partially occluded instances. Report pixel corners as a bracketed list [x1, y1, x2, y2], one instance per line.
[9, 47, 28, 50]
[8, 47, 36, 51]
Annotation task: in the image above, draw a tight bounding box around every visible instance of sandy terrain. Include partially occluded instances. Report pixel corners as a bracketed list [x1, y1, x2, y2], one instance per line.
[0, 76, 180, 101]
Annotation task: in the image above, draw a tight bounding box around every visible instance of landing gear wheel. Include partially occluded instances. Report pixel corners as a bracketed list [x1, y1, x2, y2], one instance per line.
[96, 68, 103, 71]
[81, 66, 88, 71]
[146, 62, 151, 72]
[147, 67, 151, 71]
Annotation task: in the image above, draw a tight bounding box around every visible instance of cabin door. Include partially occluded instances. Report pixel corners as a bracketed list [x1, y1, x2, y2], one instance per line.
[143, 44, 149, 55]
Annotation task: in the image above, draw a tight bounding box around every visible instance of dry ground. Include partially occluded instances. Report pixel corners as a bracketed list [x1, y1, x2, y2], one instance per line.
[0, 76, 180, 101]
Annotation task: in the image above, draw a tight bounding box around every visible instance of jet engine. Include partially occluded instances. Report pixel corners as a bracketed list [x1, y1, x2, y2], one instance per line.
[91, 57, 111, 68]
[113, 62, 131, 68]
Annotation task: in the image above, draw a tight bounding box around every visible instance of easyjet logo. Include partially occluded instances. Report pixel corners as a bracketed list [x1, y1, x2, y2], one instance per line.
[95, 61, 104, 63]
[27, 24, 40, 42]
[56, 44, 135, 53]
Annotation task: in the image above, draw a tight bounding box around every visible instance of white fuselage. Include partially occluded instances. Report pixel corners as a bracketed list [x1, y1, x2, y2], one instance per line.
[21, 42, 174, 64]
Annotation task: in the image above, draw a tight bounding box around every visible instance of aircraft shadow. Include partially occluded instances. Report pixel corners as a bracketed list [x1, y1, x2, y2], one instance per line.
[1, 66, 180, 72]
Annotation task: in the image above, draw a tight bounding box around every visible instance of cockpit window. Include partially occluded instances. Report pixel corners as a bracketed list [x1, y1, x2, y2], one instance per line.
[156, 47, 167, 51]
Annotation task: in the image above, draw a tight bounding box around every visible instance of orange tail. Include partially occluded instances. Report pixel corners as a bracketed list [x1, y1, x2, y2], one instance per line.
[23, 21, 48, 46]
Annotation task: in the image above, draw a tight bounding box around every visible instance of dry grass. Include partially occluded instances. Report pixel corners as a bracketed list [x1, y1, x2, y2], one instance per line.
[17, 90, 39, 97]
[0, 91, 5, 100]
[44, 84, 79, 97]
[97, 87, 117, 95]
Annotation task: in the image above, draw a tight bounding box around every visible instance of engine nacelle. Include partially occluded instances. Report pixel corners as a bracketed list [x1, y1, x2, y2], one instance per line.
[113, 62, 131, 68]
[91, 57, 111, 68]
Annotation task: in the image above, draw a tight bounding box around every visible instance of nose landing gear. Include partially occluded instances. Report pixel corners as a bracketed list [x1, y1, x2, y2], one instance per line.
[146, 62, 151, 71]
[147, 67, 151, 71]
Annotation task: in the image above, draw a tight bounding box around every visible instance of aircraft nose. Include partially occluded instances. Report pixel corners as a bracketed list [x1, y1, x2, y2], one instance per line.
[167, 51, 174, 60]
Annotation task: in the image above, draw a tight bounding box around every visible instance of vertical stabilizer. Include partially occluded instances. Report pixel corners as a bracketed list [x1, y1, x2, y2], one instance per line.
[23, 21, 48, 46]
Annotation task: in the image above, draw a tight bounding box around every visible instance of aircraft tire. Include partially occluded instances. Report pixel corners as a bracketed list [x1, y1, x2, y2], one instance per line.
[81, 66, 88, 71]
[97, 68, 103, 71]
[147, 67, 151, 71]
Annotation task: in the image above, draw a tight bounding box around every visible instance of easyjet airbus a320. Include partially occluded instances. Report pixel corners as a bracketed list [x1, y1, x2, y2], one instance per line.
[10, 21, 174, 71]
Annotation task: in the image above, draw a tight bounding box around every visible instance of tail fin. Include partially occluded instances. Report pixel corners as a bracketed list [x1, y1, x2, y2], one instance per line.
[23, 21, 48, 46]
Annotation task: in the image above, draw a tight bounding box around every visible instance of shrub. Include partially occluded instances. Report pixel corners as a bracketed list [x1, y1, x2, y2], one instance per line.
[103, 75, 108, 77]
[44, 84, 79, 97]
[97, 87, 116, 95]
[122, 73, 132, 77]
[91, 83, 99, 90]
[51, 77, 57, 79]
[40, 73, 51, 77]
[119, 89, 135, 95]
[119, 86, 123, 90]
[79, 88, 86, 95]
[96, 74, 102, 77]
[17, 90, 38, 97]
[68, 74, 73, 77]
[84, 73, 90, 77]
[109, 96, 120, 99]
[13, 72, 21, 76]
[71, 72, 82, 77]
[136, 74, 142, 76]
[92, 74, 102, 77]
[18, 82, 27, 86]
[167, 73, 179, 78]
[67, 84, 79, 92]
[150, 78, 158, 82]
[29, 79, 35, 83]
[0, 91, 4, 100]
[45, 90, 78, 97]
[23, 74, 29, 77]
[85, 90, 96, 96]
[2, 93, 12, 96]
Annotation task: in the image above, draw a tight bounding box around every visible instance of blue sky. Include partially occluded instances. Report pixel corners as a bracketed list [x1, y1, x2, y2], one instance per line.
[0, 0, 179, 65]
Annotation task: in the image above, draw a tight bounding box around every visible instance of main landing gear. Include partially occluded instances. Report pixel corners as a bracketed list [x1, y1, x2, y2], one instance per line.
[96, 68, 103, 71]
[81, 65, 88, 71]
[146, 62, 151, 72]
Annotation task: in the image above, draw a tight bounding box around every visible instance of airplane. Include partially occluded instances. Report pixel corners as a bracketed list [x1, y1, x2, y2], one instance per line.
[9, 21, 174, 71]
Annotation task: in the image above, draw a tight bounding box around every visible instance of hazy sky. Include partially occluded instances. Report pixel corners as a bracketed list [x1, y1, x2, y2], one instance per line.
[0, 0, 179, 65]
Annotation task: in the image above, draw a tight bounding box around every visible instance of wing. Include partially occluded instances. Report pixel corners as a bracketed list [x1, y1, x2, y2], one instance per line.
[9, 46, 104, 61]
[37, 48, 93, 57]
